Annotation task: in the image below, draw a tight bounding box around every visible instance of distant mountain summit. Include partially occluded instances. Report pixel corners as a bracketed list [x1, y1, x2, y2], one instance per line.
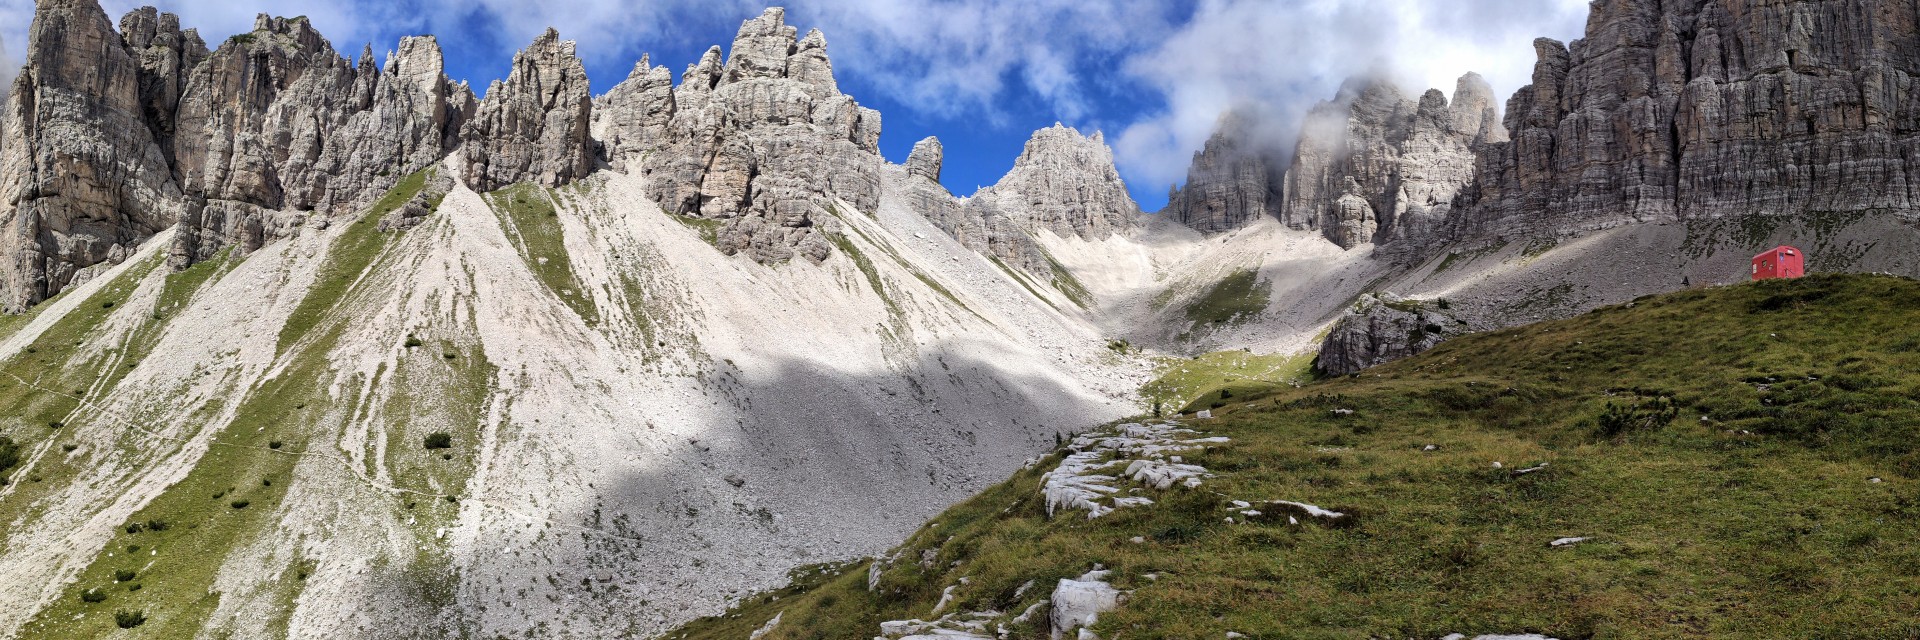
[1167, 0, 1920, 262]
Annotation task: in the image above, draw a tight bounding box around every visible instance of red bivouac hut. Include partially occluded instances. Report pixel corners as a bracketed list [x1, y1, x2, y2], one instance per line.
[1752, 246, 1805, 281]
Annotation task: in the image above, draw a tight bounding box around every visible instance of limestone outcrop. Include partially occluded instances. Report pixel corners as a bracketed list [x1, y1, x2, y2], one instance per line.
[0, 1, 484, 308]
[1165, 109, 1282, 234]
[1278, 75, 1500, 250]
[459, 28, 594, 192]
[1315, 293, 1461, 376]
[1459, 1, 1920, 240]
[920, 125, 1138, 277]
[593, 55, 676, 173]
[970, 124, 1139, 241]
[907, 136, 943, 182]
[636, 9, 885, 264]
[170, 17, 473, 267]
[0, 0, 187, 312]
[1241, 0, 1920, 257]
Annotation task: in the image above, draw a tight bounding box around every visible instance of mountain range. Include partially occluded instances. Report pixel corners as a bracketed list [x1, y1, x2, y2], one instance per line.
[0, 0, 1918, 637]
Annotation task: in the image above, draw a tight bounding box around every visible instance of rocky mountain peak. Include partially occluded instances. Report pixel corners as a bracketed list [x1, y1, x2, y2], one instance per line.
[907, 137, 944, 182]
[978, 124, 1139, 240]
[682, 46, 725, 92]
[726, 8, 800, 82]
[594, 54, 677, 172]
[1277, 72, 1491, 250]
[1450, 71, 1504, 144]
[1165, 107, 1283, 234]
[458, 28, 594, 192]
[638, 7, 883, 264]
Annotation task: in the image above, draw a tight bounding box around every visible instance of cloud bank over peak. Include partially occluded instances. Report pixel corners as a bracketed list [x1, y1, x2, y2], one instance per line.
[0, 31, 15, 102]
[1112, 0, 1591, 198]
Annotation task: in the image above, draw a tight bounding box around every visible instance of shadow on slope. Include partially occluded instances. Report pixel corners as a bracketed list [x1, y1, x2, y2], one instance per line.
[668, 273, 1920, 639]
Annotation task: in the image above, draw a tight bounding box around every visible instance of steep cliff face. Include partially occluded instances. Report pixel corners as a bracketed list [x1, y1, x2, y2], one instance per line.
[923, 124, 1140, 277]
[639, 9, 885, 264]
[1191, 0, 1920, 257]
[1461, 0, 1920, 239]
[172, 16, 474, 267]
[459, 28, 594, 192]
[0, 0, 187, 312]
[593, 55, 676, 173]
[1278, 74, 1501, 250]
[1164, 109, 1283, 234]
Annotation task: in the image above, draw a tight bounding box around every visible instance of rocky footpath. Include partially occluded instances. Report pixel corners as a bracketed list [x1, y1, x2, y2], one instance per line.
[1315, 293, 1463, 376]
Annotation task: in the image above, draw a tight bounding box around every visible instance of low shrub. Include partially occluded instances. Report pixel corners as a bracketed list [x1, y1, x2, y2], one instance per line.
[114, 610, 146, 629]
[81, 589, 106, 603]
[423, 432, 453, 450]
[114, 569, 136, 582]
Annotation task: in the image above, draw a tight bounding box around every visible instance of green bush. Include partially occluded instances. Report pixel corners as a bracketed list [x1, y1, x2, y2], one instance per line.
[1596, 396, 1679, 438]
[81, 589, 106, 603]
[423, 432, 453, 450]
[230, 500, 251, 509]
[114, 610, 146, 629]
[114, 569, 136, 582]
[404, 336, 425, 348]
[146, 519, 169, 531]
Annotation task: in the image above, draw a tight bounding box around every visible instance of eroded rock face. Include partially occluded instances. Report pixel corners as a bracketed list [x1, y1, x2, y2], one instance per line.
[1315, 293, 1461, 376]
[638, 8, 884, 264]
[0, 0, 186, 311]
[907, 136, 943, 182]
[170, 16, 473, 267]
[1461, 1, 1920, 238]
[0, 1, 482, 306]
[1202, 1, 1920, 259]
[460, 28, 594, 192]
[1165, 109, 1281, 234]
[594, 55, 676, 173]
[1279, 75, 1499, 250]
[972, 124, 1139, 241]
[914, 125, 1138, 277]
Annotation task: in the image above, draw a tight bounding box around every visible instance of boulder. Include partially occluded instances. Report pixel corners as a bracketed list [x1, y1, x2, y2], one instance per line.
[1315, 293, 1463, 376]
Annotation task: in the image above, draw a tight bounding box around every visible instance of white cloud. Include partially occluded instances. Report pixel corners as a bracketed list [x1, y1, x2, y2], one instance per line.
[0, 31, 15, 102]
[1113, 0, 1590, 193]
[781, 0, 1175, 124]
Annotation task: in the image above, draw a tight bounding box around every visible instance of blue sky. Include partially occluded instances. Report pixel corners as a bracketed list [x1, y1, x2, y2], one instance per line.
[2, 0, 1591, 212]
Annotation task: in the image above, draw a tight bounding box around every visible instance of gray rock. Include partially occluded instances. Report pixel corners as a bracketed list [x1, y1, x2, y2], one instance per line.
[969, 124, 1139, 241]
[593, 55, 675, 173]
[1164, 108, 1281, 234]
[169, 17, 471, 267]
[0, 0, 187, 311]
[1315, 293, 1462, 376]
[638, 8, 884, 264]
[1278, 75, 1494, 251]
[906, 136, 943, 182]
[459, 28, 594, 192]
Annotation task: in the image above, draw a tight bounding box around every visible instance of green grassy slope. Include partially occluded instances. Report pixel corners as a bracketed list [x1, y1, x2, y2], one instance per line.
[671, 274, 1920, 639]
